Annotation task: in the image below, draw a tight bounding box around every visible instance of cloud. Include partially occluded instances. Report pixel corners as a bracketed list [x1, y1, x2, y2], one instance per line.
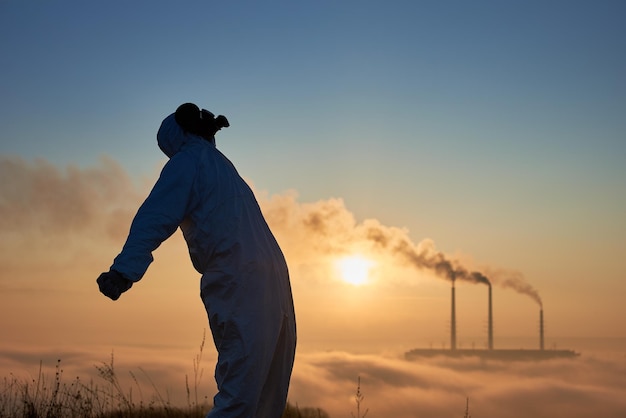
[287, 351, 626, 418]
[1, 344, 624, 418]
[0, 155, 144, 240]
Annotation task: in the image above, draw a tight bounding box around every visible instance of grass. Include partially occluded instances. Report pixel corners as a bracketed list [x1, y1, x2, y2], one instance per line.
[350, 376, 368, 418]
[0, 355, 208, 418]
[0, 357, 329, 417]
[0, 349, 329, 418]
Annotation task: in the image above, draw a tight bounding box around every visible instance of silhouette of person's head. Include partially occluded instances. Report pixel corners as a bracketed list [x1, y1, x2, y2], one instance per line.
[175, 103, 229, 141]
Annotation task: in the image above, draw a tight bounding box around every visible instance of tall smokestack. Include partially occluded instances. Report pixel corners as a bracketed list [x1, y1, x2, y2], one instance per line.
[488, 284, 493, 350]
[539, 308, 543, 351]
[451, 280, 457, 351]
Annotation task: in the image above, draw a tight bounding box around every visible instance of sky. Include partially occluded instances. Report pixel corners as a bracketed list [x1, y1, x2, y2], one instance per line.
[1, 1, 625, 417]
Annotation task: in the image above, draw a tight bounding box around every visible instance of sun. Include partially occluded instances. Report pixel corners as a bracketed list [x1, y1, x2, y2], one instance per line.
[335, 255, 374, 286]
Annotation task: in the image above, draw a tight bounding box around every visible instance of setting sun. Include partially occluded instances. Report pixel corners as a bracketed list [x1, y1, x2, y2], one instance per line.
[335, 255, 375, 286]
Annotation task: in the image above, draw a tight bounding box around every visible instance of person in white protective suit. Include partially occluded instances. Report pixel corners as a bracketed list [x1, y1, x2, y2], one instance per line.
[96, 103, 297, 418]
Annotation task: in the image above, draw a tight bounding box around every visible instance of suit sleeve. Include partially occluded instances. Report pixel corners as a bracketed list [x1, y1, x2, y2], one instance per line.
[111, 152, 197, 281]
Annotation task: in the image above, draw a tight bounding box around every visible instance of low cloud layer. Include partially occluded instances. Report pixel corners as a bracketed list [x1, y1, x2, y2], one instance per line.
[291, 351, 626, 418]
[1, 344, 624, 418]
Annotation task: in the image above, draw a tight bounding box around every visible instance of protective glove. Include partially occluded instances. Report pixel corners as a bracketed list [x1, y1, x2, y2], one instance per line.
[97, 269, 133, 301]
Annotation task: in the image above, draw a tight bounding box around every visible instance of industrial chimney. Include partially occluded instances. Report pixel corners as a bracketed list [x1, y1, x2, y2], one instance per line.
[451, 280, 457, 351]
[539, 308, 543, 351]
[488, 284, 493, 350]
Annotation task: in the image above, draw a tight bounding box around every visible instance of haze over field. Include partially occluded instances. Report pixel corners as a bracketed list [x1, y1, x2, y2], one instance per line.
[1, 1, 625, 417]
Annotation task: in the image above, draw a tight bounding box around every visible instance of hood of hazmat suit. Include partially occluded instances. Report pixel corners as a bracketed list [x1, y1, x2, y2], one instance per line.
[110, 113, 296, 418]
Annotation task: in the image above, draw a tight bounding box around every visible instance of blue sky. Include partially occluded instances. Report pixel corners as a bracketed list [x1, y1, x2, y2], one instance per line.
[1, 1, 625, 330]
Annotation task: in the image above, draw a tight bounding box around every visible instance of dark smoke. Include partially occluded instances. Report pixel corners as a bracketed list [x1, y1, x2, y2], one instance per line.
[366, 227, 491, 286]
[362, 221, 543, 307]
[488, 269, 543, 307]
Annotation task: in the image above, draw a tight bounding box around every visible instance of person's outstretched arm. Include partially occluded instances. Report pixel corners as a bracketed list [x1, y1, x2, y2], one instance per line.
[97, 152, 196, 300]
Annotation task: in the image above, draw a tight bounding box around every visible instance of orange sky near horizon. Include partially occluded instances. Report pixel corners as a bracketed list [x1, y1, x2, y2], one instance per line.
[1, 155, 623, 348]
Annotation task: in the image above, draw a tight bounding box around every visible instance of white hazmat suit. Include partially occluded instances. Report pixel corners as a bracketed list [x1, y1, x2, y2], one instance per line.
[105, 112, 296, 418]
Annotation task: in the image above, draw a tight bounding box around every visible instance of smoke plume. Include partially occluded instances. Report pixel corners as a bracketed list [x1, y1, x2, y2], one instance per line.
[0, 155, 143, 242]
[0, 156, 541, 304]
[262, 192, 543, 304]
[262, 196, 545, 302]
[486, 268, 543, 307]
[367, 227, 491, 286]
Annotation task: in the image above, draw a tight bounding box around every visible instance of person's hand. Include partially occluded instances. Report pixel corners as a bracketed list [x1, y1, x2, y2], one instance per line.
[97, 270, 133, 301]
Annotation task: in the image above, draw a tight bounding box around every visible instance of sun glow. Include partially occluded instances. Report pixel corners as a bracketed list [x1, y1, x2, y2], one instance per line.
[335, 255, 375, 286]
